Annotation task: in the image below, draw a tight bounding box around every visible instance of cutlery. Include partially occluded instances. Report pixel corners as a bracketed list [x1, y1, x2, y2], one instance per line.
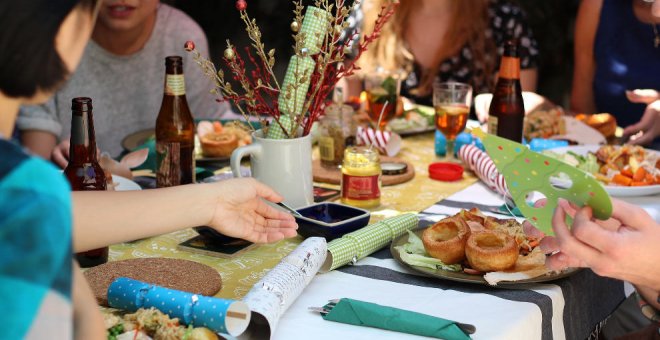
[276, 201, 303, 217]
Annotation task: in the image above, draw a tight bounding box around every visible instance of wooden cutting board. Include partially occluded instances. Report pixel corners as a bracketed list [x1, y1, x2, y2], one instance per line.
[313, 156, 415, 186]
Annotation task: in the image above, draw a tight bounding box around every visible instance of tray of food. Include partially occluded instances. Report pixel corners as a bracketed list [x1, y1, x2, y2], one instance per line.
[391, 209, 578, 286]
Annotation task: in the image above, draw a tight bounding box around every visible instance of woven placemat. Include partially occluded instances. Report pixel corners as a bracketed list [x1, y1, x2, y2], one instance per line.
[313, 156, 415, 186]
[84, 258, 222, 306]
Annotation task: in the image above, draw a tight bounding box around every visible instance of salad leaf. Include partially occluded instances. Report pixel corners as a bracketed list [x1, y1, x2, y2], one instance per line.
[394, 231, 462, 272]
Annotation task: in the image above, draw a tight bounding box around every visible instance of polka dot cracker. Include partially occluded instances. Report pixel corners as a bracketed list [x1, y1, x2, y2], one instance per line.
[107, 277, 251, 336]
[472, 129, 612, 235]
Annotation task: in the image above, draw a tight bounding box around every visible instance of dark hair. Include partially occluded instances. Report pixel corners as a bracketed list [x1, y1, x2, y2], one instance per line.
[0, 0, 97, 98]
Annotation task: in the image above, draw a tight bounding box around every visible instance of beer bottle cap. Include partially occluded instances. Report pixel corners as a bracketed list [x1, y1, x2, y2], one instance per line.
[428, 162, 464, 182]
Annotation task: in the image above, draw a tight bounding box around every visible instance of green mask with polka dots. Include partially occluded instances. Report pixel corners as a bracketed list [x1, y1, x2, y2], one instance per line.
[473, 129, 612, 235]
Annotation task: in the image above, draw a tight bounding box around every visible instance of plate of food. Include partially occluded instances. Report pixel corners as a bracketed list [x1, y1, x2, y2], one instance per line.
[391, 209, 578, 286]
[121, 120, 259, 163]
[544, 144, 660, 197]
[387, 104, 436, 136]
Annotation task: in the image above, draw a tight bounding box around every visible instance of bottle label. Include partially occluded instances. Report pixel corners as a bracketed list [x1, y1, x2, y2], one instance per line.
[341, 174, 380, 200]
[498, 56, 520, 80]
[487, 116, 499, 135]
[165, 74, 186, 96]
[71, 114, 88, 146]
[156, 141, 196, 187]
[319, 136, 335, 161]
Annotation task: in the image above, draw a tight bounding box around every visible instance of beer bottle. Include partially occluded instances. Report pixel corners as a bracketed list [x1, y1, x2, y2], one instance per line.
[487, 40, 525, 142]
[63, 97, 109, 267]
[156, 56, 195, 187]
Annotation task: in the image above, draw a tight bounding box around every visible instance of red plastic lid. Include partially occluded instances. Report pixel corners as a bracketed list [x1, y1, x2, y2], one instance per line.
[428, 162, 464, 182]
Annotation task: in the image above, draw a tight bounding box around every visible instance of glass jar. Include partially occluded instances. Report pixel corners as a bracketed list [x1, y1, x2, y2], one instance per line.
[319, 104, 354, 168]
[341, 146, 381, 208]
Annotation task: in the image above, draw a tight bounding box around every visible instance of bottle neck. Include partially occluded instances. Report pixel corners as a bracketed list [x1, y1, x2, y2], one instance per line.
[164, 71, 186, 97]
[69, 110, 98, 163]
[497, 55, 521, 80]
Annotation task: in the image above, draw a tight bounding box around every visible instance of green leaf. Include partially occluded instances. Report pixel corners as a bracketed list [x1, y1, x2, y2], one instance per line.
[381, 76, 398, 95]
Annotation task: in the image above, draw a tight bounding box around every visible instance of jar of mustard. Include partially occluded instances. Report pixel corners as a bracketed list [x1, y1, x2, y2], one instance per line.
[340, 146, 381, 208]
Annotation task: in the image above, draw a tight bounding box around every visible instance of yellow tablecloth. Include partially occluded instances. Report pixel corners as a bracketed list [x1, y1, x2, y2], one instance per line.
[109, 133, 477, 299]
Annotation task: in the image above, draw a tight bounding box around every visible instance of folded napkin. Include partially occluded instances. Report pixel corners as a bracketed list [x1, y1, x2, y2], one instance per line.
[108, 277, 251, 336]
[319, 298, 472, 340]
[320, 213, 418, 272]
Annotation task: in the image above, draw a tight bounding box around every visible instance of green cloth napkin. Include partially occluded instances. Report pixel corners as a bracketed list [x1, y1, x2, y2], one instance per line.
[322, 213, 418, 272]
[321, 298, 471, 340]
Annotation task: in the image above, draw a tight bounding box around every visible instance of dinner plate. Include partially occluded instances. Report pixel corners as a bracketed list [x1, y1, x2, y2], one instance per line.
[549, 145, 660, 197]
[111, 175, 142, 191]
[390, 227, 579, 286]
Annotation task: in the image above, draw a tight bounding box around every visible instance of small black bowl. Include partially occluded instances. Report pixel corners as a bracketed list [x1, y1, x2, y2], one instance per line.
[295, 202, 370, 240]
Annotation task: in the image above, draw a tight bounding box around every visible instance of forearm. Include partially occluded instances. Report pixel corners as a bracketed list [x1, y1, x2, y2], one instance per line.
[20, 130, 57, 160]
[73, 262, 106, 340]
[520, 68, 538, 93]
[72, 184, 214, 252]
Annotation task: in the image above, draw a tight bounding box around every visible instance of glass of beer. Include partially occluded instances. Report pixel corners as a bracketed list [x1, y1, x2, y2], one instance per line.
[364, 69, 402, 131]
[433, 82, 472, 162]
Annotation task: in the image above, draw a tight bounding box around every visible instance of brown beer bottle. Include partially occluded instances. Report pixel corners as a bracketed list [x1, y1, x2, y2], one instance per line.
[156, 56, 195, 187]
[487, 40, 525, 142]
[63, 97, 109, 267]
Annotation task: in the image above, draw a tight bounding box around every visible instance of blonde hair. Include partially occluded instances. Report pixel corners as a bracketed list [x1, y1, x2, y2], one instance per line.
[359, 0, 495, 95]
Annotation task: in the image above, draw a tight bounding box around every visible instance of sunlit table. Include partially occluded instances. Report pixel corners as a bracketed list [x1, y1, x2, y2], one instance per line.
[110, 132, 627, 339]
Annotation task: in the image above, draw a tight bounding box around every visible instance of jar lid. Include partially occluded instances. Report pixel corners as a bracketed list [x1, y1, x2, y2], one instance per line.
[381, 162, 407, 175]
[428, 162, 464, 182]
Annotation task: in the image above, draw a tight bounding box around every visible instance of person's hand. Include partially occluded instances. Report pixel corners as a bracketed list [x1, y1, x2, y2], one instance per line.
[205, 178, 298, 243]
[542, 198, 660, 290]
[51, 139, 70, 168]
[623, 90, 660, 145]
[51, 139, 102, 169]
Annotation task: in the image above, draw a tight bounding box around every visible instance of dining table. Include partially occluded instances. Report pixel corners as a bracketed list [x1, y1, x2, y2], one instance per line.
[106, 130, 660, 340]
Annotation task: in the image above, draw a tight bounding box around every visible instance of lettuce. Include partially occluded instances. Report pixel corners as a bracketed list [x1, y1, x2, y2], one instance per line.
[395, 231, 462, 272]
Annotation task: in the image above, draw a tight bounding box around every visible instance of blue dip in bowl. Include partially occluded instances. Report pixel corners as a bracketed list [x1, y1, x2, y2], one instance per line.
[295, 202, 370, 240]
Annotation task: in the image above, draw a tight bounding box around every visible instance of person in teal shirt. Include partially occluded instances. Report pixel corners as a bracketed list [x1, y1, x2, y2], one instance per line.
[0, 1, 298, 337]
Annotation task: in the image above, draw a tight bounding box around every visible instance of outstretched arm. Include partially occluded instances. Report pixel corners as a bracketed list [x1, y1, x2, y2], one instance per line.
[72, 178, 298, 252]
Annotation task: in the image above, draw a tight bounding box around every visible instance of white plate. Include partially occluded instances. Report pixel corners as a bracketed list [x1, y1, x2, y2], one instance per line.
[549, 145, 660, 197]
[111, 175, 142, 191]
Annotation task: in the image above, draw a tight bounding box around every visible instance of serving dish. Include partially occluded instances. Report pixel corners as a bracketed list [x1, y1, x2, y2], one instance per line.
[391, 227, 579, 286]
[294, 202, 370, 240]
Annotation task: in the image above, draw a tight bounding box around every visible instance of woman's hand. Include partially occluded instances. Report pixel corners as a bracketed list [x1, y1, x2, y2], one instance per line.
[542, 199, 660, 290]
[205, 178, 298, 243]
[622, 91, 660, 145]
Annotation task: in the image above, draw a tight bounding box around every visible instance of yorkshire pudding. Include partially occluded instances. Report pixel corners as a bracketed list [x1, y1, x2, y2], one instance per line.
[200, 132, 239, 157]
[465, 231, 518, 272]
[422, 216, 471, 264]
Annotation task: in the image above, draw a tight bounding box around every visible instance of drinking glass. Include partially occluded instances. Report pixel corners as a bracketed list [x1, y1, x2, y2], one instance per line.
[364, 70, 402, 131]
[433, 82, 472, 162]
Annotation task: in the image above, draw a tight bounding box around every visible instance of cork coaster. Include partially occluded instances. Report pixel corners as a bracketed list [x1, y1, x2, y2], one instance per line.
[84, 258, 222, 306]
[313, 156, 415, 186]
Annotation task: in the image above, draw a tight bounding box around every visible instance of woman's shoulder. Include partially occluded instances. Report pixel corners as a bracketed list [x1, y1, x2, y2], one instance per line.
[488, 0, 529, 27]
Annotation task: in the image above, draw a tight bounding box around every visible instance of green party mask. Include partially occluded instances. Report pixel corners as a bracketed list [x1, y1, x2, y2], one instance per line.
[472, 129, 612, 235]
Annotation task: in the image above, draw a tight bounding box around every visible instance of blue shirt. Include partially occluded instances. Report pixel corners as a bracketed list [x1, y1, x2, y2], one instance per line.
[0, 139, 73, 338]
[593, 0, 660, 128]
